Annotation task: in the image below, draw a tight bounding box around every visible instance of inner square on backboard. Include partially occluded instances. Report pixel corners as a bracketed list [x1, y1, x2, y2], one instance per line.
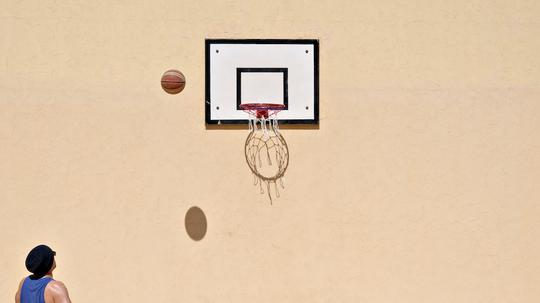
[237, 68, 288, 110]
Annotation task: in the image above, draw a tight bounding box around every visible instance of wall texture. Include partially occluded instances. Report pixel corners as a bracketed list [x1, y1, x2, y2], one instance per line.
[1, 1, 539, 302]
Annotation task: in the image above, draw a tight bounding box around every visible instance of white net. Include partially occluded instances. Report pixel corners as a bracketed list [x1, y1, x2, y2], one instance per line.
[244, 115, 289, 203]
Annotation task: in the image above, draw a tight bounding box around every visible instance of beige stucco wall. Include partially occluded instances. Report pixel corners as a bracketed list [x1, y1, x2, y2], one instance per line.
[1, 1, 539, 302]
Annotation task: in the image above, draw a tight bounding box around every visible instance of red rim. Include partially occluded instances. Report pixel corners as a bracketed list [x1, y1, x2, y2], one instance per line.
[239, 103, 285, 110]
[240, 103, 285, 119]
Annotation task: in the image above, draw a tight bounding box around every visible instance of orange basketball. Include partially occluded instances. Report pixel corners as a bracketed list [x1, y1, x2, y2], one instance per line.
[161, 69, 186, 94]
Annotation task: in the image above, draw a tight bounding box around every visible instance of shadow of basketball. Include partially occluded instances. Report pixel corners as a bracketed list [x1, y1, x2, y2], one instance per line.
[184, 206, 207, 241]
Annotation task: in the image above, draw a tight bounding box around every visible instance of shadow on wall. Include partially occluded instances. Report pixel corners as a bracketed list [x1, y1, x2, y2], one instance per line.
[185, 206, 207, 241]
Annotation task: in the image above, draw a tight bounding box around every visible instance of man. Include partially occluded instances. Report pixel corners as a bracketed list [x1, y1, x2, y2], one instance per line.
[15, 245, 72, 303]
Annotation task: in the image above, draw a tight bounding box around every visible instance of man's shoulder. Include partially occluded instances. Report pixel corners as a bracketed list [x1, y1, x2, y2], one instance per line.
[43, 279, 69, 303]
[16, 277, 27, 292]
[45, 279, 71, 303]
[18, 277, 26, 287]
[46, 280, 68, 293]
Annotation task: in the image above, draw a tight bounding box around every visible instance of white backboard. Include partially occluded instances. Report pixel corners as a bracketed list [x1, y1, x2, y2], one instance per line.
[205, 39, 319, 125]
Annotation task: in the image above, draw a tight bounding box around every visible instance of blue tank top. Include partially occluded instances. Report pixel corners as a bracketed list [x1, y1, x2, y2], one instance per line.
[20, 276, 54, 303]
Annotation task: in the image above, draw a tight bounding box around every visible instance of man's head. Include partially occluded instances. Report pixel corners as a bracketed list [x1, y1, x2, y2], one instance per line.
[25, 245, 56, 278]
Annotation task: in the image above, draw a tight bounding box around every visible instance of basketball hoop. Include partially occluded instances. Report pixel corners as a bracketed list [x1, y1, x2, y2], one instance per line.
[239, 103, 285, 119]
[240, 103, 289, 203]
